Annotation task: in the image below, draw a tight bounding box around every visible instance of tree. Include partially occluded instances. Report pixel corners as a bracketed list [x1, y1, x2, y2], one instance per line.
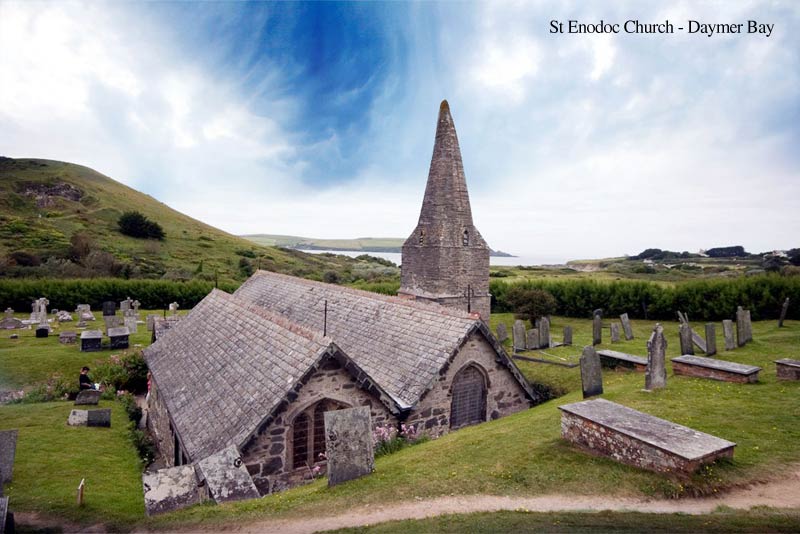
[118, 211, 165, 240]
[504, 286, 557, 326]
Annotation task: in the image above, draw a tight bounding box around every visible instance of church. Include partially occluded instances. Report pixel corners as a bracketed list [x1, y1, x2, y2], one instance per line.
[144, 101, 538, 496]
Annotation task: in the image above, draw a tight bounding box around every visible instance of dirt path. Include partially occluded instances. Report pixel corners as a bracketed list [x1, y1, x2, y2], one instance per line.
[207, 466, 800, 534]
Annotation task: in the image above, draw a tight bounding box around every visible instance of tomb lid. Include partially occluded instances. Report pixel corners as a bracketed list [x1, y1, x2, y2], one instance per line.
[559, 398, 736, 461]
[108, 327, 130, 337]
[81, 330, 103, 339]
[596, 350, 647, 365]
[671, 355, 761, 375]
[774, 358, 800, 368]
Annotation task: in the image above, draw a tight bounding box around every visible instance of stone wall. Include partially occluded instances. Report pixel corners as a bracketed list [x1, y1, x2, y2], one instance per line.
[240, 357, 397, 495]
[405, 331, 530, 436]
[148, 379, 178, 467]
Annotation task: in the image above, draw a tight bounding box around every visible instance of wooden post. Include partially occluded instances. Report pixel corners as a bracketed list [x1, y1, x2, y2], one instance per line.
[77, 478, 85, 506]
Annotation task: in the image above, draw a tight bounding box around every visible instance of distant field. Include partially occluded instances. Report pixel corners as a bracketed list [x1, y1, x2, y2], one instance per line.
[242, 234, 405, 251]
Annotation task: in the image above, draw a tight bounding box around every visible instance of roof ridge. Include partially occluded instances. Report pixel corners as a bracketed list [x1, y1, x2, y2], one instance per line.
[250, 270, 480, 321]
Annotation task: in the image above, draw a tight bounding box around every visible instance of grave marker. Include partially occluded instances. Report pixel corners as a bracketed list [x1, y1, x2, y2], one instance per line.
[775, 359, 800, 381]
[512, 320, 526, 352]
[592, 312, 602, 346]
[679, 323, 694, 355]
[196, 445, 260, 503]
[645, 324, 667, 390]
[563, 325, 573, 346]
[324, 406, 374, 487]
[77, 478, 85, 507]
[496, 323, 508, 343]
[539, 316, 551, 349]
[744, 310, 753, 342]
[142, 465, 201, 515]
[610, 322, 620, 343]
[147, 314, 159, 332]
[169, 302, 179, 316]
[526, 329, 540, 350]
[0, 309, 22, 330]
[102, 301, 116, 317]
[75, 390, 101, 406]
[722, 320, 735, 351]
[580, 346, 603, 398]
[120, 298, 132, 313]
[619, 313, 634, 340]
[705, 323, 717, 356]
[87, 409, 112, 427]
[778, 298, 790, 328]
[672, 355, 761, 383]
[59, 331, 77, 344]
[108, 327, 130, 350]
[0, 430, 17, 484]
[35, 327, 49, 338]
[736, 307, 746, 347]
[80, 330, 103, 352]
[124, 315, 138, 334]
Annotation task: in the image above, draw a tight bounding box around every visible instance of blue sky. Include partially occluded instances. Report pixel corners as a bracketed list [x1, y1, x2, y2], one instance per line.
[1, 1, 799, 262]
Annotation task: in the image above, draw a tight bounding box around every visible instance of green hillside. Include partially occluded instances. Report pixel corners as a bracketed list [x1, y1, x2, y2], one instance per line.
[242, 234, 405, 252]
[0, 158, 386, 284]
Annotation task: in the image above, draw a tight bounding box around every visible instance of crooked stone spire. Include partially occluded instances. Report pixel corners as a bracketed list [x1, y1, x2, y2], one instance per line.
[398, 100, 491, 320]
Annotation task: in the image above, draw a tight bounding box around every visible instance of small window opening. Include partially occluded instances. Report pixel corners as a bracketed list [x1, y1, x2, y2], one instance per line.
[462, 229, 469, 246]
[419, 229, 425, 245]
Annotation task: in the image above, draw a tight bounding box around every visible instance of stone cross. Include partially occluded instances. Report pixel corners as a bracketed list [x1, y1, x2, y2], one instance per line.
[526, 329, 540, 350]
[705, 323, 717, 356]
[736, 306, 747, 347]
[324, 406, 374, 487]
[538, 316, 550, 349]
[580, 346, 603, 398]
[722, 320, 736, 351]
[645, 324, 667, 390]
[132, 300, 141, 313]
[592, 311, 602, 346]
[619, 313, 634, 340]
[512, 320, 526, 352]
[679, 322, 694, 355]
[778, 298, 790, 328]
[563, 325, 573, 346]
[496, 323, 508, 343]
[610, 322, 620, 343]
[169, 302, 179, 316]
[37, 297, 49, 325]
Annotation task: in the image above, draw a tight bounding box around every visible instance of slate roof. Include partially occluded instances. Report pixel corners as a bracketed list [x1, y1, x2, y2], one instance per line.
[143, 289, 394, 461]
[234, 270, 533, 409]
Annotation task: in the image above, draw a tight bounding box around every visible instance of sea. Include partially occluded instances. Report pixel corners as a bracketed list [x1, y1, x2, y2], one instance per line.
[298, 249, 569, 267]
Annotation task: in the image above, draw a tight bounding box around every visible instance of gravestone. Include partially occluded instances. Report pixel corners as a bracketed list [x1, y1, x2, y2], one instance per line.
[580, 346, 603, 398]
[120, 298, 132, 313]
[526, 329, 540, 350]
[679, 323, 694, 355]
[744, 310, 753, 343]
[672, 355, 761, 383]
[0, 430, 17, 484]
[610, 322, 620, 343]
[76, 320, 87, 328]
[722, 320, 735, 351]
[67, 410, 89, 426]
[775, 359, 800, 381]
[736, 307, 746, 347]
[691, 330, 708, 354]
[142, 465, 201, 516]
[132, 300, 141, 314]
[75, 390, 101, 406]
[169, 302, 179, 316]
[563, 325, 573, 346]
[59, 331, 77, 344]
[778, 298, 790, 328]
[108, 327, 130, 350]
[512, 320, 526, 352]
[196, 445, 259, 503]
[0, 495, 11, 534]
[76, 304, 95, 321]
[103, 315, 122, 334]
[80, 330, 103, 352]
[147, 314, 159, 332]
[35, 326, 49, 338]
[102, 301, 116, 317]
[496, 323, 508, 343]
[0, 309, 22, 330]
[592, 312, 602, 346]
[36, 297, 49, 325]
[705, 323, 717, 356]
[124, 316, 138, 334]
[56, 310, 73, 322]
[324, 406, 374, 487]
[87, 409, 112, 427]
[619, 313, 634, 340]
[539, 317, 551, 349]
[645, 324, 667, 390]
[677, 310, 689, 325]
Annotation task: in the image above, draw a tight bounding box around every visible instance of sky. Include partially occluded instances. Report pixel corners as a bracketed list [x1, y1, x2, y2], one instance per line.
[1, 1, 798, 263]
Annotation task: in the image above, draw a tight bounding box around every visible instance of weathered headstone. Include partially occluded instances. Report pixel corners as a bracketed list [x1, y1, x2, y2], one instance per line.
[142, 465, 201, 516]
[705, 323, 717, 356]
[563, 325, 573, 346]
[778, 298, 790, 328]
[677, 310, 689, 325]
[80, 330, 103, 352]
[512, 320, 526, 352]
[68, 410, 89, 426]
[103, 315, 122, 334]
[124, 315, 138, 334]
[132, 300, 141, 314]
[76, 304, 95, 321]
[610, 322, 620, 343]
[526, 329, 540, 350]
[0, 309, 22, 330]
[736, 306, 746, 347]
[679, 323, 694, 355]
[0, 430, 18, 484]
[619, 313, 634, 340]
[691, 330, 707, 354]
[722, 320, 735, 350]
[108, 327, 130, 349]
[120, 298, 132, 313]
[36, 297, 49, 325]
[56, 310, 73, 322]
[87, 409, 112, 427]
[196, 445, 259, 503]
[744, 310, 753, 343]
[645, 324, 667, 390]
[75, 390, 101, 406]
[539, 316, 551, 349]
[59, 331, 77, 344]
[102, 301, 116, 317]
[579, 346, 603, 398]
[324, 406, 374, 486]
[169, 302, 179, 316]
[592, 312, 602, 346]
[496, 323, 508, 343]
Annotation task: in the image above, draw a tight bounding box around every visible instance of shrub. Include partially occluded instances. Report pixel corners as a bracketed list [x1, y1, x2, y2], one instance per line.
[323, 271, 341, 284]
[505, 286, 557, 325]
[17, 373, 77, 403]
[118, 211, 165, 240]
[92, 352, 149, 394]
[8, 250, 41, 267]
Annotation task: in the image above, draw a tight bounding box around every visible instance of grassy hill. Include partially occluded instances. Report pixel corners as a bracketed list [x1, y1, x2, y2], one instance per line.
[242, 234, 405, 252]
[0, 158, 390, 284]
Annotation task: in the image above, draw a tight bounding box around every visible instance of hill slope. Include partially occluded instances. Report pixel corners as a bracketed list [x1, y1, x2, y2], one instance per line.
[0, 157, 381, 283]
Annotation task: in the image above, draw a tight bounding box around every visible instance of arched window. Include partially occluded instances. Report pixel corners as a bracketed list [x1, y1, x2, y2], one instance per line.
[419, 229, 425, 245]
[450, 365, 486, 429]
[462, 229, 469, 246]
[291, 399, 349, 469]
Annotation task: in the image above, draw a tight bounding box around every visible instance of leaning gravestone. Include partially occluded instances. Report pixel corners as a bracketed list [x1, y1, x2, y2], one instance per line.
[526, 329, 540, 350]
[620, 313, 634, 340]
[539, 316, 551, 349]
[736, 306, 747, 347]
[610, 323, 621, 343]
[645, 324, 667, 390]
[580, 346, 603, 398]
[563, 325, 573, 346]
[592, 312, 602, 346]
[196, 445, 260, 503]
[0, 430, 18, 484]
[496, 323, 508, 343]
[722, 320, 736, 351]
[75, 390, 101, 406]
[679, 323, 694, 355]
[324, 406, 374, 487]
[102, 301, 116, 317]
[142, 465, 201, 516]
[705, 323, 717, 356]
[778, 298, 790, 328]
[512, 320, 526, 352]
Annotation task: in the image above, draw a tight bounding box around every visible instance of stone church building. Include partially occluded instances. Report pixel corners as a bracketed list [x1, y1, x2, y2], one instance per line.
[144, 101, 537, 496]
